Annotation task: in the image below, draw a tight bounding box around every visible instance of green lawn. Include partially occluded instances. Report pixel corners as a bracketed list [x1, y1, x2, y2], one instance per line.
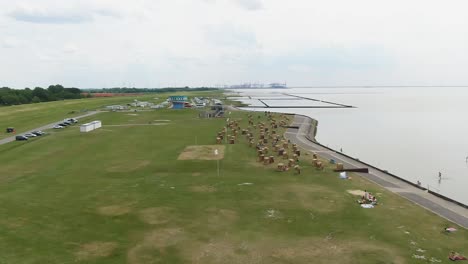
[0, 90, 222, 139]
[0, 96, 466, 263]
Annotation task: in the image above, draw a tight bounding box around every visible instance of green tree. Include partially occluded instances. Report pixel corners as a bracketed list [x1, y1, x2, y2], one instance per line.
[32, 87, 49, 102]
[31, 96, 41, 103]
[47, 84, 65, 95]
[1, 94, 20, 105]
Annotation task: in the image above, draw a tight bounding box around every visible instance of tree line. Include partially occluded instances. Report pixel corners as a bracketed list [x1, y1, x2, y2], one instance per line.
[83, 87, 218, 94]
[0, 85, 84, 106]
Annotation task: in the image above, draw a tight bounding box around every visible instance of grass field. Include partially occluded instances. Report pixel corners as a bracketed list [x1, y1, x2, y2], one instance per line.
[0, 90, 222, 139]
[0, 95, 466, 263]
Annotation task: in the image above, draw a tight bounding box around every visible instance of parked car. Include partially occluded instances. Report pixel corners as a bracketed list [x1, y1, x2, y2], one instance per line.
[58, 123, 69, 127]
[65, 118, 78, 123]
[53, 125, 64, 129]
[15, 135, 28, 141]
[32, 131, 45, 136]
[24, 133, 37, 138]
[63, 121, 72, 126]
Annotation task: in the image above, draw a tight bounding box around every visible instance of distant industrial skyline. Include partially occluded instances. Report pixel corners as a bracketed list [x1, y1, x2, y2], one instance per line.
[1, 0, 468, 88]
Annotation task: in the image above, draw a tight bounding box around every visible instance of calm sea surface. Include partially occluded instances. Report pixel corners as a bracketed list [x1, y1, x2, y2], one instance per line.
[232, 87, 468, 205]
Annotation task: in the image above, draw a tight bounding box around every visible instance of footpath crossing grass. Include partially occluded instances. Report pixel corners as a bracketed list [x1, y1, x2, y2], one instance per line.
[0, 102, 466, 263]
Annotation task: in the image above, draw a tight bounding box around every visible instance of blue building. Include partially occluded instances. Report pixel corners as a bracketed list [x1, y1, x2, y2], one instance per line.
[168, 96, 188, 102]
[172, 101, 185, 109]
[168, 96, 188, 109]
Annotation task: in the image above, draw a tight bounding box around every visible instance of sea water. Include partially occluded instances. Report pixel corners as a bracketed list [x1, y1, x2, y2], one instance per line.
[232, 87, 468, 205]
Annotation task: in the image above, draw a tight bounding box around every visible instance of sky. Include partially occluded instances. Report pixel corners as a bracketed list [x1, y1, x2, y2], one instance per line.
[0, 0, 468, 88]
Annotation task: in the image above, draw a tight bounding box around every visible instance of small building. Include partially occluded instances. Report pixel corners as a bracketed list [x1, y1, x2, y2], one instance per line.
[168, 96, 189, 109]
[80, 120, 102, 133]
[168, 96, 188, 102]
[130, 101, 152, 107]
[172, 102, 186, 109]
[106, 105, 127, 110]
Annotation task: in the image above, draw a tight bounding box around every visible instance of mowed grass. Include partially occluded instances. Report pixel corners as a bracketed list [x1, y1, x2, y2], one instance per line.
[0, 90, 221, 139]
[0, 105, 466, 263]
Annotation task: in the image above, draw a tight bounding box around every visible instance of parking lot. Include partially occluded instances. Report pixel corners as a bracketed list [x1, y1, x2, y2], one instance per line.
[0, 111, 99, 146]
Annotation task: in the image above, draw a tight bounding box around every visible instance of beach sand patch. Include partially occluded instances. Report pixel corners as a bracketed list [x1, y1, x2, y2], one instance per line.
[138, 207, 175, 225]
[347, 190, 366, 196]
[75, 241, 118, 261]
[178, 145, 225, 160]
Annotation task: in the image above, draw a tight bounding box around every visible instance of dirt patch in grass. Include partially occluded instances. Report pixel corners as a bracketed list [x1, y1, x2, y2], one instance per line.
[347, 190, 366, 196]
[205, 208, 239, 226]
[186, 237, 403, 264]
[0, 217, 27, 229]
[178, 145, 225, 160]
[188, 208, 239, 233]
[192, 172, 202, 176]
[107, 160, 150, 172]
[154, 172, 170, 177]
[267, 184, 343, 213]
[75, 241, 118, 261]
[191, 185, 217, 193]
[97, 203, 132, 216]
[248, 160, 270, 168]
[127, 228, 185, 264]
[138, 207, 175, 225]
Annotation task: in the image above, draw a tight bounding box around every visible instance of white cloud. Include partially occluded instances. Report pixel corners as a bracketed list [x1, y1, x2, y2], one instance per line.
[1, 37, 19, 48]
[233, 0, 263, 10]
[205, 24, 258, 48]
[63, 44, 78, 54]
[8, 4, 92, 24]
[7, 2, 123, 24]
[1, 0, 468, 87]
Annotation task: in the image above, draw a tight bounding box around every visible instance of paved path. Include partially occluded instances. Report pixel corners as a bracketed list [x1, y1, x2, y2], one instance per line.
[285, 114, 468, 228]
[0, 111, 100, 146]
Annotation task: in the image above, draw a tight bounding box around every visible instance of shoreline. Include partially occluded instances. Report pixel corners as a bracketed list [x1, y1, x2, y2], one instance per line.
[285, 114, 468, 228]
[228, 98, 468, 227]
[299, 114, 468, 209]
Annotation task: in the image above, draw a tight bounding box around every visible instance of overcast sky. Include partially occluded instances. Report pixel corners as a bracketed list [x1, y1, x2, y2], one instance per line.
[1, 0, 467, 88]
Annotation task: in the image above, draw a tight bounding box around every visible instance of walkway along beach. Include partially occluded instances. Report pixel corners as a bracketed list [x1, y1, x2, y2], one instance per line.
[284, 114, 468, 228]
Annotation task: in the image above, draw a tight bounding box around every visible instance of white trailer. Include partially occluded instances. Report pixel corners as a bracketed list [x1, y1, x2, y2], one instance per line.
[80, 120, 102, 132]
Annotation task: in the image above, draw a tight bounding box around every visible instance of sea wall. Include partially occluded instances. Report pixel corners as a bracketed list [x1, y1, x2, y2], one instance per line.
[297, 114, 468, 209]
